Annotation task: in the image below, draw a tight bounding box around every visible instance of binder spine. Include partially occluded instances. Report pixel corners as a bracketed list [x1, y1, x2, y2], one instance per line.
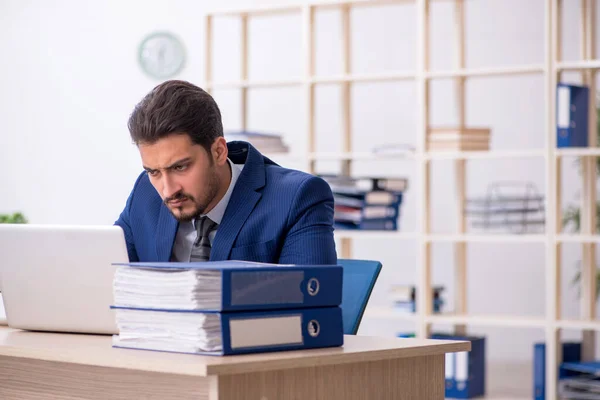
[221, 307, 344, 355]
[222, 266, 343, 311]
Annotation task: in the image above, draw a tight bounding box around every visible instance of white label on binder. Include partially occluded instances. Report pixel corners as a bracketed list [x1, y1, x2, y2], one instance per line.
[455, 351, 468, 381]
[229, 315, 303, 349]
[445, 353, 454, 379]
[557, 86, 570, 128]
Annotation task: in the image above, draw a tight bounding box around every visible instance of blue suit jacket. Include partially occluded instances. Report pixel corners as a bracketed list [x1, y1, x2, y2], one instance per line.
[115, 141, 338, 265]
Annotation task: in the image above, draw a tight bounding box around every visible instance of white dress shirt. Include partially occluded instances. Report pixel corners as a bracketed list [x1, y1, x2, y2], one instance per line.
[171, 158, 244, 262]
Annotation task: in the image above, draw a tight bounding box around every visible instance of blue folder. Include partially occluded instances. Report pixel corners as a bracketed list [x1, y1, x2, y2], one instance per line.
[113, 260, 343, 312]
[556, 83, 589, 148]
[111, 305, 344, 356]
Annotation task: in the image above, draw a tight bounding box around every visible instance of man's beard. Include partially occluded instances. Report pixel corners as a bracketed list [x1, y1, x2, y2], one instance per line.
[164, 172, 220, 222]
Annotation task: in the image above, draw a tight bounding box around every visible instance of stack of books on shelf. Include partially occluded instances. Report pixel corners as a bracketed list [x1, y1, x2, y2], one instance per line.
[389, 284, 444, 313]
[110, 260, 344, 356]
[320, 174, 407, 231]
[427, 127, 491, 152]
[224, 130, 289, 153]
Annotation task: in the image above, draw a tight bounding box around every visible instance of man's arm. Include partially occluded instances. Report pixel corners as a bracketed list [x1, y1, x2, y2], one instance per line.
[278, 175, 338, 265]
[114, 172, 144, 262]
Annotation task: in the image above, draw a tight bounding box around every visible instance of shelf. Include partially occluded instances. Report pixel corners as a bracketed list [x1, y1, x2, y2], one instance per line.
[426, 314, 546, 328]
[426, 64, 545, 79]
[363, 306, 417, 321]
[364, 307, 547, 328]
[311, 71, 416, 84]
[208, 0, 417, 16]
[309, 151, 414, 160]
[425, 234, 546, 243]
[207, 79, 303, 90]
[334, 231, 415, 240]
[556, 319, 600, 330]
[206, 65, 545, 88]
[263, 151, 415, 161]
[425, 149, 545, 160]
[555, 148, 600, 157]
[557, 234, 600, 243]
[557, 59, 600, 71]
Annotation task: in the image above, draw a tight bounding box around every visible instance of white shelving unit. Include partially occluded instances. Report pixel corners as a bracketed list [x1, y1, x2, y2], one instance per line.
[203, 1, 600, 398]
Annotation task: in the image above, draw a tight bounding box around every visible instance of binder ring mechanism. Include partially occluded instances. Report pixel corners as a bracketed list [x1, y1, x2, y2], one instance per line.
[308, 320, 320, 337]
[307, 277, 320, 296]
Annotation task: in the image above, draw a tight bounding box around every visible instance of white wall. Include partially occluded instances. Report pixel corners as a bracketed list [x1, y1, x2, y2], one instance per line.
[0, 0, 596, 366]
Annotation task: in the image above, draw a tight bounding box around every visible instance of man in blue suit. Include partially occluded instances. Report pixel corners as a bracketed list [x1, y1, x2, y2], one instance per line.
[115, 80, 337, 265]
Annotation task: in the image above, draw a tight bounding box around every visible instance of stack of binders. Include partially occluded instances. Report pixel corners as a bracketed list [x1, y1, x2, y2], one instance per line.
[110, 260, 344, 356]
[320, 174, 407, 231]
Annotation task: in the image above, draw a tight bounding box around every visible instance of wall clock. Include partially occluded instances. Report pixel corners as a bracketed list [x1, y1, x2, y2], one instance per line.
[138, 31, 186, 79]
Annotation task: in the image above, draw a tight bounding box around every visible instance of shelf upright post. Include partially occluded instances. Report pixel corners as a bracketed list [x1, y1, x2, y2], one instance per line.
[579, 0, 597, 362]
[546, 0, 561, 398]
[204, 13, 213, 94]
[241, 13, 249, 131]
[340, 3, 353, 259]
[416, 0, 432, 340]
[303, 4, 316, 176]
[453, 0, 468, 337]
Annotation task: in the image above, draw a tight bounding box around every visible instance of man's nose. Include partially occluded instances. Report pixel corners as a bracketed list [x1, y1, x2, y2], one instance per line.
[161, 175, 181, 199]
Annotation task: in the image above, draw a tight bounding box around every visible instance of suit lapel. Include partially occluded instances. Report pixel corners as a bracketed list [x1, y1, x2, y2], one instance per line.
[210, 141, 266, 261]
[156, 205, 179, 261]
[210, 180, 261, 261]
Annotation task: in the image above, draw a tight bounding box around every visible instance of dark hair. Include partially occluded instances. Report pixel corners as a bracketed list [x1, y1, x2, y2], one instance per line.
[127, 80, 223, 151]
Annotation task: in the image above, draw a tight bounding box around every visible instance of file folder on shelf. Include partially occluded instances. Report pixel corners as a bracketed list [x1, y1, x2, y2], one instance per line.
[111, 306, 344, 356]
[533, 341, 581, 400]
[556, 83, 590, 148]
[112, 260, 343, 312]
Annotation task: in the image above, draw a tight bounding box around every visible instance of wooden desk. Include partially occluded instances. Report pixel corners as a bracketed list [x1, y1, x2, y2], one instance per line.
[0, 327, 470, 400]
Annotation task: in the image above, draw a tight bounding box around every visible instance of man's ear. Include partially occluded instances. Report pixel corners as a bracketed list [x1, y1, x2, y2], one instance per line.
[211, 137, 228, 165]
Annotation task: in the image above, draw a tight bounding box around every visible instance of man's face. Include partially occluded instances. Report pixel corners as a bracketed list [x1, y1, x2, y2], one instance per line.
[138, 134, 221, 222]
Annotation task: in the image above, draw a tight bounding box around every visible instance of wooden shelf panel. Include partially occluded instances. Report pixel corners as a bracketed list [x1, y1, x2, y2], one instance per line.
[557, 59, 600, 70]
[364, 306, 417, 321]
[207, 79, 303, 89]
[426, 64, 545, 79]
[364, 308, 547, 328]
[555, 148, 600, 157]
[557, 235, 600, 243]
[312, 71, 416, 84]
[425, 149, 545, 160]
[208, 0, 417, 17]
[425, 234, 546, 243]
[334, 231, 416, 240]
[556, 319, 600, 330]
[426, 314, 546, 328]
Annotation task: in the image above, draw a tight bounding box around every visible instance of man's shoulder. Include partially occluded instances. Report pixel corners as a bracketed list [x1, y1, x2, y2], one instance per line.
[263, 163, 332, 198]
[264, 163, 320, 186]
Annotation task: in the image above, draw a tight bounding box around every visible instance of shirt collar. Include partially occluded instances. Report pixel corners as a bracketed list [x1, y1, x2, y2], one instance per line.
[202, 158, 242, 226]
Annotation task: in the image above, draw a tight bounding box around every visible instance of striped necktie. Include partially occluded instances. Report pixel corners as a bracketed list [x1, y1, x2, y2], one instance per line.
[190, 216, 218, 262]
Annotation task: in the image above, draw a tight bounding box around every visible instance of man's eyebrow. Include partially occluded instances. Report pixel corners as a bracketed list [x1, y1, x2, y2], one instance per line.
[165, 157, 192, 169]
[143, 157, 192, 172]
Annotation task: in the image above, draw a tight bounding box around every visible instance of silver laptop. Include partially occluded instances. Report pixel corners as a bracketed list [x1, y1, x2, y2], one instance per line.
[0, 224, 129, 335]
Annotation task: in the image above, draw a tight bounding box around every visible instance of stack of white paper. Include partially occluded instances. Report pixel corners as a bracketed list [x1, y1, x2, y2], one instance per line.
[113, 266, 222, 310]
[112, 308, 223, 353]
